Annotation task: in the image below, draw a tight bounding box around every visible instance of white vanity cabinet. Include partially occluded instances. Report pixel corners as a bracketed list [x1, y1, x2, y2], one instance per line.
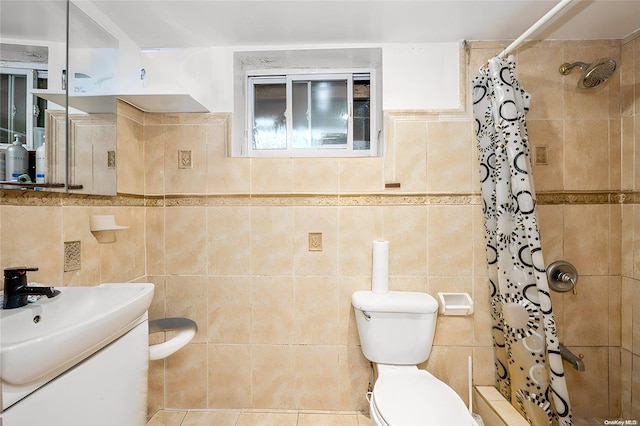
[2, 321, 149, 426]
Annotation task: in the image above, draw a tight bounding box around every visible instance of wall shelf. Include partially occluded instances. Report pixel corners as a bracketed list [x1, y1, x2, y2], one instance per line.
[36, 91, 208, 114]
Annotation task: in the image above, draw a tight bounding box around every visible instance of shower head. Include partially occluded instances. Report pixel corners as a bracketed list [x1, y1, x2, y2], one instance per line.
[559, 58, 618, 89]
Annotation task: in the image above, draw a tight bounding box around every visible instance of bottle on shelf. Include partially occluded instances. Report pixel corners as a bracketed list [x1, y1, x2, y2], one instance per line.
[5, 135, 29, 182]
[36, 139, 46, 184]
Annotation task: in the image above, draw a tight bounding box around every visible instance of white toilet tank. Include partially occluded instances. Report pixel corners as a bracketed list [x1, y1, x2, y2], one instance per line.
[352, 291, 439, 365]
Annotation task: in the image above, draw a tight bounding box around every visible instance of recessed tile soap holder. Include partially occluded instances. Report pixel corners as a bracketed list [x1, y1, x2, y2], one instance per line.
[437, 292, 474, 316]
[90, 215, 129, 243]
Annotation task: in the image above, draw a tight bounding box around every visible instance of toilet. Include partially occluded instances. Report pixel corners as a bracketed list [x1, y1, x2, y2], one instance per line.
[352, 290, 479, 426]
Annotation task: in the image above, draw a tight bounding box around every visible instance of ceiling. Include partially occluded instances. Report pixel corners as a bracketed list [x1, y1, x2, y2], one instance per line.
[1, 1, 640, 50]
[90, 0, 640, 49]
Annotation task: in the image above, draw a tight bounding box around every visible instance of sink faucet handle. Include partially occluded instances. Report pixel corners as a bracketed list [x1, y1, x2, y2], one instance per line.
[4, 266, 39, 274]
[3, 267, 61, 309]
[4, 267, 39, 287]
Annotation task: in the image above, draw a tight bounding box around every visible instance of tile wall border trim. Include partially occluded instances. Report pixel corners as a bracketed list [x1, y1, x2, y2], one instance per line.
[2, 190, 637, 207]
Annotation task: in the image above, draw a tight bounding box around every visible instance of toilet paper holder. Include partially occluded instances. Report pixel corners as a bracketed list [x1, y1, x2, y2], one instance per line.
[437, 292, 474, 316]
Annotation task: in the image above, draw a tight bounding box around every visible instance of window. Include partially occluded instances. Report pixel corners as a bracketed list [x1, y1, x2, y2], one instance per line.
[1, 68, 48, 149]
[248, 72, 372, 157]
[233, 48, 383, 158]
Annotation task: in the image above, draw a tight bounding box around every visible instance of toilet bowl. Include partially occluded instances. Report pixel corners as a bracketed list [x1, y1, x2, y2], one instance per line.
[369, 365, 478, 426]
[352, 290, 478, 426]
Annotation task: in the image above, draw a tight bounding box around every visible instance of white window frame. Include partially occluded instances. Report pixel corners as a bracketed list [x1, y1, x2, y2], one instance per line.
[1, 67, 37, 149]
[245, 68, 378, 158]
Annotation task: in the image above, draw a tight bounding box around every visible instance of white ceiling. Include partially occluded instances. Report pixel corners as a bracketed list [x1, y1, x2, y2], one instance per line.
[1, 1, 640, 50]
[88, 0, 640, 48]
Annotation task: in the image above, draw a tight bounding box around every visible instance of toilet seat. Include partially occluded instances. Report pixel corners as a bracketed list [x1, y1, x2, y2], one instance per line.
[371, 368, 477, 425]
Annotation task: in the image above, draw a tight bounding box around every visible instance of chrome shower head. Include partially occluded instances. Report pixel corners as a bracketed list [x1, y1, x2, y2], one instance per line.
[559, 58, 618, 89]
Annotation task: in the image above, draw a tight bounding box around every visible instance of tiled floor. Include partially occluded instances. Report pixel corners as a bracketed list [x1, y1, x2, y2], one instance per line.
[147, 409, 373, 426]
[147, 410, 636, 426]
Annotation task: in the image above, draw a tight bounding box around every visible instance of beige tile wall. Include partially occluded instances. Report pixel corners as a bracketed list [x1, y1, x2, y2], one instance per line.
[0, 201, 145, 289]
[1, 35, 637, 422]
[473, 38, 632, 419]
[135, 105, 488, 413]
[134, 39, 625, 419]
[621, 31, 640, 420]
[139, 39, 630, 418]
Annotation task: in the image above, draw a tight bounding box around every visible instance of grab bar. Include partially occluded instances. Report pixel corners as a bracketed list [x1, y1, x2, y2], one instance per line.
[559, 344, 585, 371]
[148, 317, 197, 361]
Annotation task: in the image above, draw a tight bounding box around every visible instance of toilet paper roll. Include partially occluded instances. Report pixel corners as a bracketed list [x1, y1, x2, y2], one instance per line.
[372, 240, 389, 294]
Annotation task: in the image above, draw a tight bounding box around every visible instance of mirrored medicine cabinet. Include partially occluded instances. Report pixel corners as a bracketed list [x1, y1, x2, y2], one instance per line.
[1, 0, 118, 195]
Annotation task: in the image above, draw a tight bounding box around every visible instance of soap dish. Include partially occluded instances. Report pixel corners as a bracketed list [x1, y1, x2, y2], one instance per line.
[437, 292, 474, 316]
[90, 215, 129, 232]
[90, 215, 129, 243]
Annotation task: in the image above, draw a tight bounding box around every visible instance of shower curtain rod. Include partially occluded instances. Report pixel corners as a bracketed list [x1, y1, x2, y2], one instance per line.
[497, 0, 573, 58]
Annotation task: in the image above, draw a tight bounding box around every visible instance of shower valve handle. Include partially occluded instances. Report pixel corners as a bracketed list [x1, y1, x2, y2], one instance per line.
[546, 260, 578, 294]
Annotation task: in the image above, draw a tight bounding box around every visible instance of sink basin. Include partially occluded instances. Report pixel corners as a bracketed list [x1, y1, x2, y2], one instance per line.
[0, 283, 154, 386]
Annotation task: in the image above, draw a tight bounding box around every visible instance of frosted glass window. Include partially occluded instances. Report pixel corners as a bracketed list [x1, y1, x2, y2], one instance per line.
[252, 81, 286, 150]
[353, 77, 370, 151]
[291, 79, 348, 149]
[247, 71, 375, 157]
[0, 73, 27, 145]
[1, 68, 47, 149]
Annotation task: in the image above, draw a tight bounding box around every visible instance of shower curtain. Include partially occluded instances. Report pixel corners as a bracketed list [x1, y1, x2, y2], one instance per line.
[473, 56, 573, 426]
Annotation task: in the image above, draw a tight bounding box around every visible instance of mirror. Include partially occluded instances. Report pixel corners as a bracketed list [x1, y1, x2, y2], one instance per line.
[67, 1, 118, 195]
[0, 1, 119, 195]
[0, 0, 67, 190]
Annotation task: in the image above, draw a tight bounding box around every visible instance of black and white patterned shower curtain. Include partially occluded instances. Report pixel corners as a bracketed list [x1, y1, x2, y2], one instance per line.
[473, 56, 573, 426]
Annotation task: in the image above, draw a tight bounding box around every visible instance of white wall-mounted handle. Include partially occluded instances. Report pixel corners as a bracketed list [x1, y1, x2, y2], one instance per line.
[148, 317, 197, 361]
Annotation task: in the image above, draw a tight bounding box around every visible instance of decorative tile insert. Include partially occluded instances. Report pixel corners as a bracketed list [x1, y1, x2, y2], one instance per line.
[534, 145, 549, 165]
[309, 232, 323, 251]
[107, 150, 116, 169]
[64, 241, 81, 271]
[178, 150, 192, 169]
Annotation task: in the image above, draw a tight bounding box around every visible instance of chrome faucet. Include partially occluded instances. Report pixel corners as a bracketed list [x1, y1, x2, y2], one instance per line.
[2, 267, 60, 309]
[559, 344, 585, 371]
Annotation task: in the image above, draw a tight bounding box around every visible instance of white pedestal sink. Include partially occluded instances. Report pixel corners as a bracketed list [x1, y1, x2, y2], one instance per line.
[0, 283, 154, 425]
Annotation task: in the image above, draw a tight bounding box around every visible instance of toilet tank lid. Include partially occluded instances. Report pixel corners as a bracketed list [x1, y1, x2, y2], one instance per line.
[352, 291, 438, 314]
